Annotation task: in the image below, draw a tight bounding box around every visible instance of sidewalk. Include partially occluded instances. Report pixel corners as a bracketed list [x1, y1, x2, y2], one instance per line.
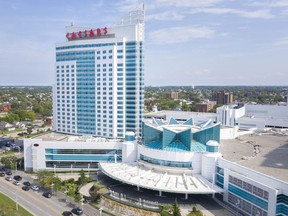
[79, 181, 96, 197]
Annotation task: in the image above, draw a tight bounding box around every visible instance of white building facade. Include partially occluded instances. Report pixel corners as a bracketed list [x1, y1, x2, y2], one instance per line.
[24, 118, 288, 215]
[53, 9, 144, 138]
[217, 103, 288, 129]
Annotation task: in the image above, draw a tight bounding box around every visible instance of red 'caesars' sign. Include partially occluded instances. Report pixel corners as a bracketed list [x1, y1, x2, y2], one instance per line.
[66, 27, 108, 40]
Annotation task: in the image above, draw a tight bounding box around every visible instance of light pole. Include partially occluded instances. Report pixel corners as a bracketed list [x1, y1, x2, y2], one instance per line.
[51, 182, 54, 196]
[235, 199, 240, 216]
[88, 163, 90, 176]
[80, 195, 84, 214]
[15, 191, 18, 211]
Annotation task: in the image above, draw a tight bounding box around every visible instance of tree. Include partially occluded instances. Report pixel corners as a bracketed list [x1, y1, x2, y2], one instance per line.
[27, 127, 33, 135]
[35, 170, 54, 186]
[74, 194, 83, 208]
[0, 156, 17, 170]
[173, 199, 181, 216]
[4, 114, 19, 123]
[77, 169, 87, 185]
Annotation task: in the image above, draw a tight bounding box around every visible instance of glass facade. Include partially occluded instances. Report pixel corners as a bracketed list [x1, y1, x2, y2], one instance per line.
[193, 124, 220, 144]
[45, 148, 122, 168]
[276, 194, 288, 216]
[216, 166, 224, 188]
[141, 121, 219, 152]
[54, 28, 144, 138]
[227, 175, 269, 215]
[140, 154, 192, 168]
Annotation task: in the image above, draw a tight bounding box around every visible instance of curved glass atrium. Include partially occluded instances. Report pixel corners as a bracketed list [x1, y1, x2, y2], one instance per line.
[142, 118, 220, 152]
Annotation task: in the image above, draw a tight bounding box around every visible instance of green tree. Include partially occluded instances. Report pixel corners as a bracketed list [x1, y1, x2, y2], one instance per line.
[0, 156, 17, 170]
[27, 127, 33, 135]
[4, 114, 19, 123]
[74, 194, 83, 208]
[43, 176, 62, 192]
[173, 199, 181, 216]
[77, 169, 88, 185]
[35, 170, 54, 186]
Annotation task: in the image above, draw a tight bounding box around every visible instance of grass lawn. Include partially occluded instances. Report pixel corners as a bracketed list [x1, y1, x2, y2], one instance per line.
[0, 192, 33, 216]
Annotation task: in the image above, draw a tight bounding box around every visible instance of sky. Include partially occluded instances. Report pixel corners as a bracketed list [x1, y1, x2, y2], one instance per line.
[0, 0, 288, 86]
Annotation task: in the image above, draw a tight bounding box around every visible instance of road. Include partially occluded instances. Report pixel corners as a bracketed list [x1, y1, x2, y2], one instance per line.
[0, 170, 108, 216]
[0, 176, 71, 215]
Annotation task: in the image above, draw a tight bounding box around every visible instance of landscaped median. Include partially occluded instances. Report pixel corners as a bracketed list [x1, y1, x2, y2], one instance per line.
[0, 192, 32, 216]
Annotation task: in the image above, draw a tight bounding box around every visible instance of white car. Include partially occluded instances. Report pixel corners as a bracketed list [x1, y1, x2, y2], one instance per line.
[13, 181, 20, 186]
[31, 185, 39, 191]
[5, 176, 12, 181]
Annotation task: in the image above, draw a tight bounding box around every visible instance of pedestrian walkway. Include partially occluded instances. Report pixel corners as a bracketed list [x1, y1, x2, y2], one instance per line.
[79, 181, 96, 197]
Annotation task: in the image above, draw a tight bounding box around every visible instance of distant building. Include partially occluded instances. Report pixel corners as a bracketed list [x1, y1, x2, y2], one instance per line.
[217, 101, 288, 129]
[195, 101, 216, 112]
[0, 103, 12, 112]
[166, 92, 178, 100]
[212, 91, 233, 105]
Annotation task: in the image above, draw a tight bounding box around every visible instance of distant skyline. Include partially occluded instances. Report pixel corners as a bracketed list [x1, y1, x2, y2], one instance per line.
[0, 0, 288, 86]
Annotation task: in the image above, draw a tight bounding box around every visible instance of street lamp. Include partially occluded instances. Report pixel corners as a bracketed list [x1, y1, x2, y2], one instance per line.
[51, 182, 54, 196]
[80, 195, 84, 214]
[235, 199, 240, 216]
[14, 191, 18, 211]
[88, 163, 90, 176]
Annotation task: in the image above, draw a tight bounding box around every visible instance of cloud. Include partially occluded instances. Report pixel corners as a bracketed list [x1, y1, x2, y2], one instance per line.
[155, 0, 224, 8]
[250, 0, 288, 7]
[274, 37, 288, 46]
[189, 8, 274, 19]
[116, 0, 146, 13]
[146, 11, 184, 21]
[149, 26, 216, 44]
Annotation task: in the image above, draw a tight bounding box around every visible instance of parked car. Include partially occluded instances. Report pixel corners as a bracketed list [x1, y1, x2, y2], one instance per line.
[31, 185, 39, 191]
[5, 171, 12, 176]
[0, 172, 5, 177]
[5, 176, 12, 181]
[23, 181, 31, 186]
[62, 211, 73, 216]
[22, 186, 30, 191]
[13, 181, 20, 186]
[13, 175, 22, 181]
[72, 208, 83, 215]
[43, 191, 52, 198]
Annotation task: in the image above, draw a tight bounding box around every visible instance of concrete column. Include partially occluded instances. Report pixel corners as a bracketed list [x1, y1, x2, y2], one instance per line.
[185, 193, 188, 199]
[159, 191, 162, 197]
[137, 185, 140, 191]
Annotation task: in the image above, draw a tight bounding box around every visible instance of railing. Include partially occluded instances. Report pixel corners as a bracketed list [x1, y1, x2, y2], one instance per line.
[105, 190, 162, 212]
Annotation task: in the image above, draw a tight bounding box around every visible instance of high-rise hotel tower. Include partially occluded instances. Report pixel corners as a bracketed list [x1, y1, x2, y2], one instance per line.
[53, 8, 144, 138]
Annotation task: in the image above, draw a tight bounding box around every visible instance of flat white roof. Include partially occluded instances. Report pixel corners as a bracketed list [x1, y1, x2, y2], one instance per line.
[100, 161, 224, 194]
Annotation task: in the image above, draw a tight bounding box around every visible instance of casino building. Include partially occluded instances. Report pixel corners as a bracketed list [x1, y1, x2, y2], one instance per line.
[53, 8, 144, 138]
[23, 7, 288, 216]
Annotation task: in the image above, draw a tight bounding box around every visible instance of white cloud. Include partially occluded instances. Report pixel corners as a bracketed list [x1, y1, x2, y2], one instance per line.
[155, 0, 224, 8]
[146, 11, 184, 21]
[189, 8, 274, 19]
[274, 37, 288, 46]
[116, 0, 147, 13]
[149, 26, 215, 44]
[250, 0, 288, 7]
